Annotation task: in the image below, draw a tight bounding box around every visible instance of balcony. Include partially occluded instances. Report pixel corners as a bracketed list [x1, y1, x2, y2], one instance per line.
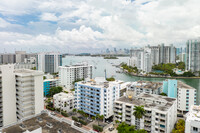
[115, 104, 122, 108]
[126, 117, 131, 120]
[126, 108, 132, 111]
[115, 109, 122, 113]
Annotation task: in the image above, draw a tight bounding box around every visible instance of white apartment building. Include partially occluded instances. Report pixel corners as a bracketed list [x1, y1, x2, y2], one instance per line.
[59, 63, 92, 90]
[114, 93, 177, 133]
[37, 52, 62, 74]
[128, 48, 152, 73]
[15, 69, 44, 121]
[185, 105, 200, 133]
[128, 81, 163, 96]
[53, 92, 74, 112]
[0, 64, 44, 127]
[177, 81, 197, 113]
[129, 44, 176, 73]
[14, 63, 36, 70]
[74, 77, 130, 119]
[186, 39, 200, 72]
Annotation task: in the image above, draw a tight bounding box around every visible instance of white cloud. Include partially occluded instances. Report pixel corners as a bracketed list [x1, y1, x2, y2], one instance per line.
[40, 13, 58, 21]
[0, 18, 10, 28]
[0, 0, 200, 52]
[0, 25, 105, 51]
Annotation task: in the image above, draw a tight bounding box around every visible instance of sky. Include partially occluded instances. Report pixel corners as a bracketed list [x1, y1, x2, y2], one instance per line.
[0, 0, 200, 53]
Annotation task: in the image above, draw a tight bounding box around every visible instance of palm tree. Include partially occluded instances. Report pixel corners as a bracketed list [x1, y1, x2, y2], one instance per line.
[72, 109, 77, 114]
[133, 105, 146, 129]
[96, 114, 100, 125]
[99, 115, 104, 122]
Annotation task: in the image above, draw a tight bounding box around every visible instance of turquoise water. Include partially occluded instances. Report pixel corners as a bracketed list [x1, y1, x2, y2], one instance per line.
[62, 56, 200, 104]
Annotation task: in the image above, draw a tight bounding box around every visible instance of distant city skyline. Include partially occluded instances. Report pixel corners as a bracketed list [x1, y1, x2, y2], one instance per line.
[0, 0, 199, 53]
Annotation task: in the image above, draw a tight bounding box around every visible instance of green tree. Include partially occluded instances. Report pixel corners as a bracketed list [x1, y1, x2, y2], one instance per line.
[116, 122, 147, 133]
[106, 77, 115, 81]
[72, 108, 77, 114]
[48, 86, 63, 97]
[160, 92, 167, 96]
[133, 105, 146, 129]
[172, 119, 185, 133]
[182, 71, 194, 77]
[31, 67, 36, 70]
[177, 62, 185, 70]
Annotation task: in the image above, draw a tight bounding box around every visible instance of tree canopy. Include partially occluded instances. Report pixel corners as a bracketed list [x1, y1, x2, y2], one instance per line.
[117, 122, 147, 133]
[160, 92, 167, 96]
[47, 86, 63, 97]
[121, 63, 138, 73]
[172, 119, 185, 133]
[133, 105, 146, 119]
[106, 77, 115, 81]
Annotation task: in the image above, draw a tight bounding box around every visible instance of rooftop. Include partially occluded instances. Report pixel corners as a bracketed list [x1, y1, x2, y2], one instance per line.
[44, 78, 59, 82]
[130, 80, 163, 90]
[2, 113, 81, 133]
[116, 93, 176, 112]
[53, 92, 74, 100]
[186, 105, 200, 122]
[77, 78, 127, 89]
[177, 81, 195, 90]
[15, 69, 44, 76]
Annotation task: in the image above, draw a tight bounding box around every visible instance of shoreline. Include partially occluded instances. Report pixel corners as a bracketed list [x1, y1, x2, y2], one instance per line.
[121, 70, 200, 79]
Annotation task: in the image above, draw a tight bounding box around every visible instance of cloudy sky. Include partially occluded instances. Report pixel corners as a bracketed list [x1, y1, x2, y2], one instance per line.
[0, 0, 200, 53]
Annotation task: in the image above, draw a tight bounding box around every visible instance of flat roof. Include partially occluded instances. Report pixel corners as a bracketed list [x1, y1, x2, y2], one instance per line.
[116, 93, 176, 112]
[77, 80, 127, 89]
[130, 80, 163, 90]
[177, 81, 195, 90]
[44, 78, 59, 82]
[15, 69, 44, 76]
[2, 113, 81, 133]
[186, 105, 200, 122]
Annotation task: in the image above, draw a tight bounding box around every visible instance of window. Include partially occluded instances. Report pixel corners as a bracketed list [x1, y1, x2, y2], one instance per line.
[193, 127, 198, 132]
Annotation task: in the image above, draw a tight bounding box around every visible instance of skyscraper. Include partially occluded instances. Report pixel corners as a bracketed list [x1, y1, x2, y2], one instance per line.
[37, 52, 62, 74]
[186, 39, 200, 72]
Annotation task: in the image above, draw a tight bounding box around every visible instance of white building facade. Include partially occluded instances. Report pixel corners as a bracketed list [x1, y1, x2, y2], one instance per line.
[74, 77, 129, 119]
[128, 81, 162, 96]
[186, 39, 200, 72]
[37, 52, 62, 74]
[114, 93, 177, 133]
[53, 92, 74, 112]
[59, 63, 92, 90]
[185, 105, 200, 133]
[0, 64, 44, 127]
[129, 44, 176, 73]
[177, 81, 197, 113]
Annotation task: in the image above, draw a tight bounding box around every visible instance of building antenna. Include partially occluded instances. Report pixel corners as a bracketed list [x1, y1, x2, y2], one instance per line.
[104, 69, 107, 79]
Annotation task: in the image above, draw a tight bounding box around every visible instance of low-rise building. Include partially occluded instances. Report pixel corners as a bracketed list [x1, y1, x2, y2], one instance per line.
[114, 93, 177, 133]
[43, 79, 59, 96]
[128, 81, 162, 96]
[53, 92, 74, 112]
[177, 81, 197, 113]
[185, 105, 200, 133]
[163, 79, 197, 113]
[74, 77, 130, 119]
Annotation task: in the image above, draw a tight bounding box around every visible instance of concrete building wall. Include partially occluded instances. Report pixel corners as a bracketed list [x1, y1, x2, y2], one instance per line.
[1, 65, 17, 127]
[34, 75, 44, 115]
